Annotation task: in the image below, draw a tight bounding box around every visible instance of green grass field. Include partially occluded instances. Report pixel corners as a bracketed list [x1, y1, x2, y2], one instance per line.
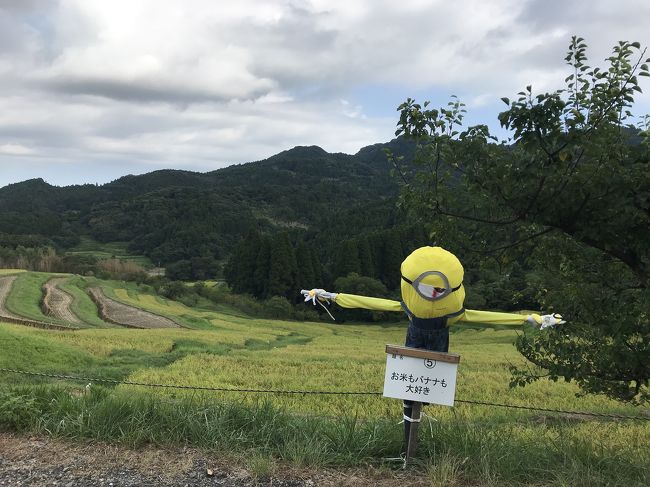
[0, 269, 26, 276]
[0, 271, 648, 486]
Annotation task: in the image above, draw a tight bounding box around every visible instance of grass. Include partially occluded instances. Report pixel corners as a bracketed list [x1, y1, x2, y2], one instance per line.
[0, 269, 26, 276]
[4, 272, 70, 326]
[0, 385, 647, 486]
[0, 271, 649, 485]
[66, 237, 152, 267]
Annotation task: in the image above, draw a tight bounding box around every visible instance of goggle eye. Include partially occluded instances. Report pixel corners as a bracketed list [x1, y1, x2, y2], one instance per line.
[416, 283, 448, 299]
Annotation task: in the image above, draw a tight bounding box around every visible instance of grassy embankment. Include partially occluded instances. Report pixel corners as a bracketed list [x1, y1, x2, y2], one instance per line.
[0, 271, 648, 486]
[4, 272, 72, 326]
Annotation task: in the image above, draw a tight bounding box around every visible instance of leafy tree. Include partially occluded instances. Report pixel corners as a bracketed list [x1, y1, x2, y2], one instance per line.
[224, 230, 263, 295]
[252, 235, 271, 298]
[379, 231, 403, 290]
[391, 38, 649, 402]
[333, 240, 361, 278]
[357, 238, 375, 277]
[334, 272, 390, 297]
[295, 241, 316, 293]
[160, 281, 188, 300]
[267, 233, 298, 300]
[309, 247, 324, 287]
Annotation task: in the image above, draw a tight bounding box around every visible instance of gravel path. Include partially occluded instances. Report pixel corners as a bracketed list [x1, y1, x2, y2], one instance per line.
[42, 278, 84, 326]
[89, 287, 181, 329]
[0, 433, 422, 486]
[0, 275, 21, 320]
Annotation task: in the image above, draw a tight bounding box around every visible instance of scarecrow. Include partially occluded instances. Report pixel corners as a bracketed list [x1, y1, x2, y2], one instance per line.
[302, 246, 563, 436]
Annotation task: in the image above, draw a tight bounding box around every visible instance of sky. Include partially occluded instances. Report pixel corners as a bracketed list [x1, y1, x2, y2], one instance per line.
[1, 0, 649, 188]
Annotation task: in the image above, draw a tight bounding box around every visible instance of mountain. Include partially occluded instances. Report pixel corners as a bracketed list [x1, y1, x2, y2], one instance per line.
[0, 138, 414, 270]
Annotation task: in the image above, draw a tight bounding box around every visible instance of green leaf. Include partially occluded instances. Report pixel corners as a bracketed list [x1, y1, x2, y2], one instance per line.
[500, 97, 511, 106]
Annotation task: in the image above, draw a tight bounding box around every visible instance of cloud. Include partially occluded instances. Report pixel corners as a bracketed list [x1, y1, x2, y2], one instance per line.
[0, 143, 36, 156]
[0, 0, 649, 187]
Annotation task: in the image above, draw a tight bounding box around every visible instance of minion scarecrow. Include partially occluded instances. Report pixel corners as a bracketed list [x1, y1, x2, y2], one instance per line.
[302, 246, 563, 440]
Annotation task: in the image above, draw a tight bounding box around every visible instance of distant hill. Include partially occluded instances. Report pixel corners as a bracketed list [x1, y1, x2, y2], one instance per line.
[0, 138, 415, 271]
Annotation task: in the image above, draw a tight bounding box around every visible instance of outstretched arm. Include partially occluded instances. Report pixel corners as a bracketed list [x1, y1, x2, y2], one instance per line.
[335, 293, 403, 312]
[301, 289, 402, 312]
[455, 309, 564, 329]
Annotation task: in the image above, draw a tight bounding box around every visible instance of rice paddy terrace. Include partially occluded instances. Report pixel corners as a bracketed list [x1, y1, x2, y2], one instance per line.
[0, 270, 648, 485]
[0, 271, 181, 330]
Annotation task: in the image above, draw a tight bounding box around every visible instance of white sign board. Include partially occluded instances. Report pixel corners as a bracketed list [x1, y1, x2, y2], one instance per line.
[383, 349, 459, 406]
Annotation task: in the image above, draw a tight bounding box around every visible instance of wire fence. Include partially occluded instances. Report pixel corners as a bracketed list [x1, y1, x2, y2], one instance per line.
[1, 367, 648, 422]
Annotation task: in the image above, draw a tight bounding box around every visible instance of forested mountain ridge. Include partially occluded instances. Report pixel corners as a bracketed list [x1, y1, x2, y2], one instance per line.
[0, 138, 415, 276]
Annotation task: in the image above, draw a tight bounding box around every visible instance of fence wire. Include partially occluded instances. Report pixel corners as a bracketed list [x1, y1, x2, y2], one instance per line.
[1, 367, 648, 421]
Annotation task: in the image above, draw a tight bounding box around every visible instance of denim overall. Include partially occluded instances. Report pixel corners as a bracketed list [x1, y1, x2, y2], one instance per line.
[400, 300, 461, 352]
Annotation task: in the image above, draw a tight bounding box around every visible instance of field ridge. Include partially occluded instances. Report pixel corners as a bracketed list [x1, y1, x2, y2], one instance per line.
[88, 287, 182, 329]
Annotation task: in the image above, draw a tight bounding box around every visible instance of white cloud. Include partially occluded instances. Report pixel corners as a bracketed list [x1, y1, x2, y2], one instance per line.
[0, 143, 36, 156]
[0, 0, 649, 187]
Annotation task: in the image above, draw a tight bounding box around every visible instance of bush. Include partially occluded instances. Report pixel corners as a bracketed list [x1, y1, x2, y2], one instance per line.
[159, 281, 188, 300]
[264, 296, 293, 319]
[0, 390, 39, 430]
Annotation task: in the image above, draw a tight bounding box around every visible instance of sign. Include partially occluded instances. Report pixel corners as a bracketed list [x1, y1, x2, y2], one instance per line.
[383, 345, 460, 406]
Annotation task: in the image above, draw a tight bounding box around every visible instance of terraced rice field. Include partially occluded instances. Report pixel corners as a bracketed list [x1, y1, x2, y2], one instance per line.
[42, 278, 84, 326]
[1, 272, 181, 330]
[88, 287, 181, 329]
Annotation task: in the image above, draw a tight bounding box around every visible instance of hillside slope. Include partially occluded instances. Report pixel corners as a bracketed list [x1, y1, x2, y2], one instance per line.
[0, 139, 413, 269]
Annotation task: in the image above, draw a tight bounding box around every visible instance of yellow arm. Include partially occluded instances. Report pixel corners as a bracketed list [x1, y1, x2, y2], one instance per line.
[322, 290, 543, 326]
[452, 309, 539, 326]
[334, 293, 403, 312]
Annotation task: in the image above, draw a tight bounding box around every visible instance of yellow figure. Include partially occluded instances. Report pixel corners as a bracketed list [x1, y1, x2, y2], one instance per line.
[302, 246, 563, 353]
[303, 245, 563, 435]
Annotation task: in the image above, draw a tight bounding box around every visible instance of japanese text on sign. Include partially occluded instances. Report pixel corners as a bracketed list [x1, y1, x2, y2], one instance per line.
[383, 352, 458, 406]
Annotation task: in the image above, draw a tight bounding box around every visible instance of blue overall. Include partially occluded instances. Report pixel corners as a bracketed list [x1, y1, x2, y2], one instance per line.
[401, 301, 455, 352]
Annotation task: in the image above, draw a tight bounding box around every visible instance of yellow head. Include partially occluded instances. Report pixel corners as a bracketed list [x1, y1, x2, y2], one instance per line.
[400, 246, 465, 318]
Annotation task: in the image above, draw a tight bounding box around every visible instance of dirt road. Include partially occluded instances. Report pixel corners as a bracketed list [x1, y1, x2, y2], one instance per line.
[0, 433, 423, 486]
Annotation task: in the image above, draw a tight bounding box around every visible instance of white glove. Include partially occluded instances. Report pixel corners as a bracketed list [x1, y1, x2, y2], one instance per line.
[301, 289, 338, 305]
[526, 313, 565, 329]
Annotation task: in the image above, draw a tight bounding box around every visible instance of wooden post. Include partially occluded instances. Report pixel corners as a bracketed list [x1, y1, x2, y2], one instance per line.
[405, 401, 422, 464]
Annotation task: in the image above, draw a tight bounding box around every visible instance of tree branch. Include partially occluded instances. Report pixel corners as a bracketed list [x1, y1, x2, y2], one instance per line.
[457, 227, 555, 255]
